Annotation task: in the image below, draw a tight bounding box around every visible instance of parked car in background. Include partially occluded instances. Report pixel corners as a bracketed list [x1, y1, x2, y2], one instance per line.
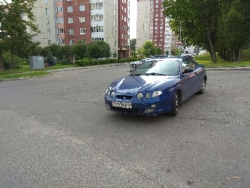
[129, 58, 152, 68]
[105, 56, 207, 116]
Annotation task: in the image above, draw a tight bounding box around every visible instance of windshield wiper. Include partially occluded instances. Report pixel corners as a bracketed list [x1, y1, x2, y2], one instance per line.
[142, 73, 167, 76]
[130, 73, 142, 76]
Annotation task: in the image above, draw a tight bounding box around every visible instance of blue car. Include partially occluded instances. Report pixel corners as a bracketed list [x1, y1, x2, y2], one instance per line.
[104, 57, 207, 116]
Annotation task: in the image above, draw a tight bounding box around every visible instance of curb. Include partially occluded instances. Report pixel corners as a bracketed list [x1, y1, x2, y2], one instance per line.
[1, 63, 250, 82]
[206, 67, 250, 71]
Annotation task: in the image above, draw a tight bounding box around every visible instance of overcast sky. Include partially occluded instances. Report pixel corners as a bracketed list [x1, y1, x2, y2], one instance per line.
[130, 1, 137, 39]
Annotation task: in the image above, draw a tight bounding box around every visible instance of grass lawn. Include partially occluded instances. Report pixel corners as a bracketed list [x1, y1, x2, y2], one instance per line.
[0, 64, 76, 81]
[194, 56, 250, 68]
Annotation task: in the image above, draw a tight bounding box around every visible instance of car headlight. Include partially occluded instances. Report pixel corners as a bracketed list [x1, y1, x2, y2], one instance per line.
[145, 92, 151, 99]
[111, 91, 116, 98]
[152, 91, 162, 97]
[136, 92, 143, 100]
[106, 88, 111, 96]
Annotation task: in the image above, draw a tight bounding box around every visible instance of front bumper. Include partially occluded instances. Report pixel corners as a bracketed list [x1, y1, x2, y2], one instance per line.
[104, 94, 173, 116]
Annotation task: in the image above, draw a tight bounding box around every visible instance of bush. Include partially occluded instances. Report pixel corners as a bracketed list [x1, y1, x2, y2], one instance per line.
[3, 52, 24, 69]
[242, 49, 250, 61]
[59, 59, 72, 65]
[75, 59, 89, 66]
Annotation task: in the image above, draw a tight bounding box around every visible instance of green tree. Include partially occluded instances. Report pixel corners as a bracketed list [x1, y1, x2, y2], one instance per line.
[48, 43, 60, 58]
[112, 51, 117, 58]
[70, 41, 87, 59]
[130, 39, 136, 51]
[0, 0, 40, 70]
[155, 47, 162, 55]
[60, 45, 72, 59]
[41, 46, 50, 57]
[162, 0, 220, 63]
[142, 41, 156, 57]
[217, 0, 250, 61]
[86, 41, 111, 59]
[136, 47, 144, 59]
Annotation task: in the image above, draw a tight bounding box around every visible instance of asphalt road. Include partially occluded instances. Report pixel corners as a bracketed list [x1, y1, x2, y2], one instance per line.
[0, 64, 250, 188]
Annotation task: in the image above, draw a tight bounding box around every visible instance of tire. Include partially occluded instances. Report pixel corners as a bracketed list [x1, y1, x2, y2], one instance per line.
[168, 92, 179, 116]
[133, 64, 137, 68]
[198, 78, 206, 94]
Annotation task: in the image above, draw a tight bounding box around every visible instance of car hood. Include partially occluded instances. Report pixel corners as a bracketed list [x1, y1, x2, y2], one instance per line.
[110, 75, 179, 94]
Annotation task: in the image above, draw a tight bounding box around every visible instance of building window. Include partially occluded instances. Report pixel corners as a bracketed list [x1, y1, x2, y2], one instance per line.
[97, 2, 103, 9]
[82, 39, 86, 43]
[91, 38, 104, 41]
[79, 16, 85, 23]
[91, 26, 103, 32]
[46, 19, 50, 25]
[57, 17, 64, 23]
[69, 39, 75, 45]
[91, 14, 103, 21]
[45, 8, 49, 14]
[57, 28, 65, 34]
[79, 5, 85, 11]
[80, 28, 86, 35]
[67, 6, 73, 13]
[47, 29, 50, 35]
[57, 38, 65, 44]
[48, 40, 51, 45]
[91, 2, 103, 10]
[68, 17, 73, 24]
[56, 6, 63, 13]
[68, 28, 74, 35]
[45, 0, 48, 3]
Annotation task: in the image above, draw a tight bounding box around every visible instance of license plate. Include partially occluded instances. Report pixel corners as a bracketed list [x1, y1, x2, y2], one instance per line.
[112, 101, 132, 109]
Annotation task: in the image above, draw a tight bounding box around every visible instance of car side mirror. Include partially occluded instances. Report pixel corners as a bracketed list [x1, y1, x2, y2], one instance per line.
[183, 68, 193, 74]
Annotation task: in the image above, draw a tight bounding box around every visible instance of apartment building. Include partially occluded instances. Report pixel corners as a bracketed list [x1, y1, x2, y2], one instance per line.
[118, 0, 130, 58]
[32, 0, 130, 58]
[32, 0, 57, 46]
[136, 0, 177, 55]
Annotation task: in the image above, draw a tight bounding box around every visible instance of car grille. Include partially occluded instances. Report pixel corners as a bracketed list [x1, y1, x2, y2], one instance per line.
[116, 95, 133, 100]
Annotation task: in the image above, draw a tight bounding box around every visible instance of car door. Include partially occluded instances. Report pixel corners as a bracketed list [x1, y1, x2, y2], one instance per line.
[180, 59, 197, 100]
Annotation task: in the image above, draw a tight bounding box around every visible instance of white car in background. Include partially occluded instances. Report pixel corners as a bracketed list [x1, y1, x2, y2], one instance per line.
[198, 50, 207, 55]
[130, 58, 152, 68]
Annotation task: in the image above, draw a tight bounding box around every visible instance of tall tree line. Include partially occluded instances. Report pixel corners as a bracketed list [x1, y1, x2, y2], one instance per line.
[0, 0, 39, 71]
[163, 0, 250, 62]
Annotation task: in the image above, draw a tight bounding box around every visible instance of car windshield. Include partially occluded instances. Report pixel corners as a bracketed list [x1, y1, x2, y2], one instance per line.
[131, 59, 180, 76]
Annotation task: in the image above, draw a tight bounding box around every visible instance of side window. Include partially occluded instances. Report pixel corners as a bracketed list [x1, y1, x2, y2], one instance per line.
[182, 59, 195, 71]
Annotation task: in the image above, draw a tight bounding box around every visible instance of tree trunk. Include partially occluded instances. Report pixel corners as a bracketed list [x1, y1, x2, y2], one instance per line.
[0, 50, 5, 71]
[205, 20, 216, 63]
[234, 48, 242, 62]
[238, 48, 242, 62]
[10, 51, 13, 71]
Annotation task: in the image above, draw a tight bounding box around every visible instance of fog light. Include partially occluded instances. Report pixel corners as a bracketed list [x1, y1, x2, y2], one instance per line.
[151, 104, 156, 108]
[145, 108, 154, 113]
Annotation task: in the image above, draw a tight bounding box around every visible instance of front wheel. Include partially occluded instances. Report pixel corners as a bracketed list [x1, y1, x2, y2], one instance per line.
[198, 78, 206, 94]
[168, 92, 179, 116]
